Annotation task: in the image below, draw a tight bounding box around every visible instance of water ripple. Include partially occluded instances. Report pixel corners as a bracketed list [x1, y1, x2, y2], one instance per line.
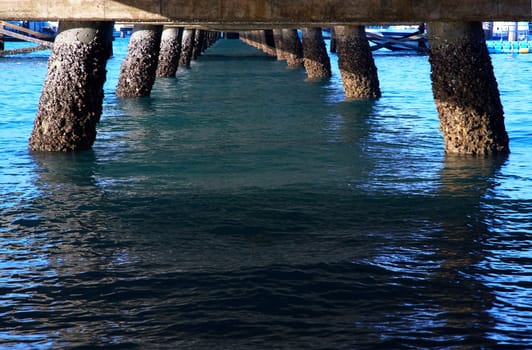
[0, 39, 531, 349]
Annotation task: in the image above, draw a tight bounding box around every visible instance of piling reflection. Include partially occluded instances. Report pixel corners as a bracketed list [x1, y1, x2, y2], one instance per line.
[324, 100, 375, 144]
[29, 150, 110, 236]
[428, 154, 508, 346]
[355, 154, 508, 346]
[322, 100, 375, 185]
[439, 154, 506, 196]
[2, 151, 138, 347]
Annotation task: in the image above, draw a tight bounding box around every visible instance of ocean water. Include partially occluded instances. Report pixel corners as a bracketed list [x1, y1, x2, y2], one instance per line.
[0, 38, 531, 349]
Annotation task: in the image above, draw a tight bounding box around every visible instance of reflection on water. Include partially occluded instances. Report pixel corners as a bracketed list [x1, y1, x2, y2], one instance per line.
[441, 154, 507, 196]
[0, 39, 531, 348]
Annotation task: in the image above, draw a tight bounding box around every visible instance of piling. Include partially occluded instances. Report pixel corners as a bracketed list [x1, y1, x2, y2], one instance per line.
[29, 21, 113, 152]
[240, 31, 248, 42]
[428, 21, 509, 155]
[241, 30, 276, 56]
[301, 27, 332, 79]
[282, 29, 304, 68]
[180, 28, 195, 67]
[239, 31, 250, 45]
[156, 27, 183, 78]
[330, 27, 337, 53]
[263, 30, 277, 56]
[256, 30, 269, 54]
[116, 24, 162, 97]
[192, 29, 205, 59]
[272, 29, 286, 61]
[241, 31, 262, 51]
[199, 31, 217, 54]
[206, 31, 220, 47]
[253, 30, 265, 50]
[335, 25, 381, 99]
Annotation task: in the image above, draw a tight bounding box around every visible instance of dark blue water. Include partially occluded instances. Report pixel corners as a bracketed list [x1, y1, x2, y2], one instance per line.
[1, 39, 531, 349]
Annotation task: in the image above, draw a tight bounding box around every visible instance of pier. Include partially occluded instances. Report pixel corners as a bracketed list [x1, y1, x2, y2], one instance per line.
[2, 1, 529, 155]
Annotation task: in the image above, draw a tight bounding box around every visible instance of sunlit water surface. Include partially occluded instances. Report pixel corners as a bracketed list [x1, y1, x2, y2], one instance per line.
[0, 39, 531, 349]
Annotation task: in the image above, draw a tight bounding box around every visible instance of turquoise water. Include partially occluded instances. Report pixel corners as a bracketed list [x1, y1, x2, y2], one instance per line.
[0, 38, 531, 349]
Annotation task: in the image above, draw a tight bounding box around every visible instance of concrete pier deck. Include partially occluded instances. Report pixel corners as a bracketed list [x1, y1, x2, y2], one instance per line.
[1, 1, 531, 26]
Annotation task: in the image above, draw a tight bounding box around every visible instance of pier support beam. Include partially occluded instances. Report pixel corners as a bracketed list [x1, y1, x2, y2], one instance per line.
[282, 29, 304, 68]
[29, 21, 113, 152]
[263, 30, 277, 56]
[251, 31, 263, 49]
[272, 29, 286, 61]
[428, 22, 509, 155]
[241, 31, 260, 50]
[261, 30, 274, 55]
[192, 29, 205, 59]
[239, 31, 250, 45]
[156, 26, 183, 78]
[205, 31, 218, 48]
[330, 27, 337, 53]
[335, 25, 381, 99]
[301, 27, 332, 79]
[241, 30, 276, 56]
[116, 24, 162, 98]
[180, 28, 195, 67]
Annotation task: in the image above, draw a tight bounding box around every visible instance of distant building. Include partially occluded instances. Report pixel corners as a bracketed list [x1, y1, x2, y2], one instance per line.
[484, 22, 530, 41]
